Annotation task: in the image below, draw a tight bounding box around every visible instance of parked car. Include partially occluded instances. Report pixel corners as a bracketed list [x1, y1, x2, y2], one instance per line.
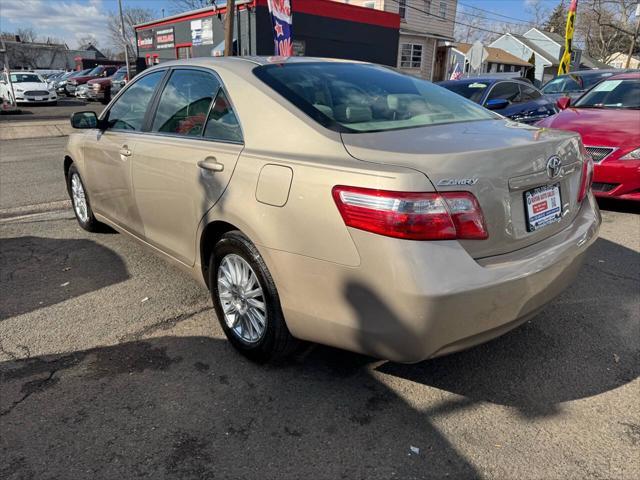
[87, 67, 128, 104]
[55, 69, 90, 96]
[537, 72, 640, 202]
[75, 83, 90, 99]
[65, 57, 599, 363]
[540, 69, 634, 102]
[437, 77, 556, 124]
[0, 71, 57, 104]
[66, 65, 119, 95]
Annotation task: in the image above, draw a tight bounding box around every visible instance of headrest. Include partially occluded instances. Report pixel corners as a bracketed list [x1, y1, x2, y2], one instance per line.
[333, 104, 372, 123]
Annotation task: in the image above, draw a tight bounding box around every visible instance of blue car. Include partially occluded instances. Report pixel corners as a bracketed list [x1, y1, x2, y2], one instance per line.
[437, 77, 557, 124]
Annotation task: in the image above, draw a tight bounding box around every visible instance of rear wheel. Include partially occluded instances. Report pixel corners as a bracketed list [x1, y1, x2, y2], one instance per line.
[67, 164, 104, 232]
[209, 231, 299, 362]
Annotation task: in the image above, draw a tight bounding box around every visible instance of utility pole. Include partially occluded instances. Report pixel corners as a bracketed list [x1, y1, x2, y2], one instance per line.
[118, 0, 131, 79]
[224, 0, 235, 56]
[625, 3, 640, 68]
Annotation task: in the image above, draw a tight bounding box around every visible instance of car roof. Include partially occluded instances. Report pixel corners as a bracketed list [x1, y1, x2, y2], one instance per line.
[438, 77, 531, 86]
[138, 56, 369, 77]
[558, 69, 623, 78]
[608, 72, 640, 80]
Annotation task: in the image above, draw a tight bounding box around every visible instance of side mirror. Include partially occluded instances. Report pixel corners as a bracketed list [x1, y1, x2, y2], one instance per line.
[70, 111, 99, 129]
[556, 97, 571, 110]
[485, 98, 509, 110]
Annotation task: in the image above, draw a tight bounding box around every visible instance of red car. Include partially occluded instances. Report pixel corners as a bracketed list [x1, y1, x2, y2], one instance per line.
[536, 72, 640, 202]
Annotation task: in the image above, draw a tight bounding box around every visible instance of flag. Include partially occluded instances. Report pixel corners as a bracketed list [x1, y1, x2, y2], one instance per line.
[267, 0, 293, 56]
[450, 63, 463, 80]
[558, 0, 578, 75]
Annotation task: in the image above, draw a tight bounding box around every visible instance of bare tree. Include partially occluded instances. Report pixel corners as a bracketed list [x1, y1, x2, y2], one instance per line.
[107, 7, 155, 59]
[576, 0, 638, 61]
[15, 27, 38, 43]
[77, 35, 99, 50]
[526, 0, 553, 29]
[170, 0, 211, 14]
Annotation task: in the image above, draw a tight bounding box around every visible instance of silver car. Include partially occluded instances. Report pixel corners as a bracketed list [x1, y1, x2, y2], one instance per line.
[65, 57, 600, 363]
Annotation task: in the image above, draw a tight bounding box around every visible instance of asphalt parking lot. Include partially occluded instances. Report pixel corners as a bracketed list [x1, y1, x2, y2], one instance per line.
[0, 97, 103, 122]
[0, 137, 639, 479]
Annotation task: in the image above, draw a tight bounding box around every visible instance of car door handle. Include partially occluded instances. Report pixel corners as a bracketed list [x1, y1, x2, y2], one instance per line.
[198, 157, 224, 172]
[119, 146, 132, 157]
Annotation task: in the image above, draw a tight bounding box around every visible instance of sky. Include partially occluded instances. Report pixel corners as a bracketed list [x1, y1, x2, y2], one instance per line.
[0, 0, 560, 50]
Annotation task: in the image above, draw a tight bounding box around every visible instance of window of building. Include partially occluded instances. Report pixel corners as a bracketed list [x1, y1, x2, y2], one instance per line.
[400, 43, 423, 68]
[363, 1, 376, 8]
[439, 1, 447, 18]
[398, 0, 407, 19]
[424, 0, 431, 13]
[177, 45, 192, 59]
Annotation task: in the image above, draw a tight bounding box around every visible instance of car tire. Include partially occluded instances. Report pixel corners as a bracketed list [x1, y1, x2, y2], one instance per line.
[209, 230, 300, 363]
[66, 164, 104, 232]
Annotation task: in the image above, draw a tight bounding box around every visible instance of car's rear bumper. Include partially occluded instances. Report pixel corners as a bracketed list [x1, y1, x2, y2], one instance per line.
[593, 160, 640, 201]
[262, 193, 601, 363]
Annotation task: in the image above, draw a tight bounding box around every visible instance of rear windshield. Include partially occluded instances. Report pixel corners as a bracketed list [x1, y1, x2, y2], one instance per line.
[254, 63, 496, 133]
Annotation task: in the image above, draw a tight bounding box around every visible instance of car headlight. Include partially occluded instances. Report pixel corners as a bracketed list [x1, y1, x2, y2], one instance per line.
[620, 148, 640, 160]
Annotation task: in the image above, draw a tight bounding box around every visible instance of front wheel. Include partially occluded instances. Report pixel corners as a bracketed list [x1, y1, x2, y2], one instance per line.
[67, 164, 104, 232]
[209, 231, 299, 362]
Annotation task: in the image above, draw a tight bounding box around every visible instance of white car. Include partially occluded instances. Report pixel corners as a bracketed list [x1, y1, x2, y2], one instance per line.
[0, 71, 57, 104]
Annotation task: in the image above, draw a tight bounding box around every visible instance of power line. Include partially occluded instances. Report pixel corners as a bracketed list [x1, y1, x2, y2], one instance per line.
[458, 2, 531, 24]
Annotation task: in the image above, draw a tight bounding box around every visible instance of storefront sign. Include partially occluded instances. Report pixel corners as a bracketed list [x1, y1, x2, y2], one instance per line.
[191, 18, 213, 46]
[156, 27, 175, 49]
[267, 0, 293, 56]
[137, 29, 154, 49]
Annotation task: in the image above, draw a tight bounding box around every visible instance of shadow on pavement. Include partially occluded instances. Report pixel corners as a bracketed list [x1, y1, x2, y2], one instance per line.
[0, 236, 129, 320]
[0, 335, 478, 479]
[376, 237, 639, 417]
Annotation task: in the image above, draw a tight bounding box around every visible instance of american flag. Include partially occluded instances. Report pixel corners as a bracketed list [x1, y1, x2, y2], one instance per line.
[450, 63, 463, 80]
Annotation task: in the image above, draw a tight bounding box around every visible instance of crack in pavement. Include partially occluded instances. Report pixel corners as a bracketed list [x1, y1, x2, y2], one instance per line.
[0, 370, 57, 417]
[119, 306, 212, 342]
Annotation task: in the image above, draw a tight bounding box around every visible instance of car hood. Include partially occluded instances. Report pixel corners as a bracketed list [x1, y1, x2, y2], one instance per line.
[538, 108, 640, 148]
[12, 82, 49, 91]
[71, 75, 98, 84]
[88, 77, 110, 86]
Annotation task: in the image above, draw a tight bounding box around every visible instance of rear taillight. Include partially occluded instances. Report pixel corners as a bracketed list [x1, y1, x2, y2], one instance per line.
[578, 146, 594, 203]
[332, 186, 488, 240]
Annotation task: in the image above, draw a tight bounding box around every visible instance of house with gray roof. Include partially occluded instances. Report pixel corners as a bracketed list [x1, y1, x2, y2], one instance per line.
[490, 28, 610, 86]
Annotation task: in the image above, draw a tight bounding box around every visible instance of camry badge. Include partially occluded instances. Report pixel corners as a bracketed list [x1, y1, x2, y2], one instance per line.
[436, 178, 478, 187]
[546, 155, 562, 179]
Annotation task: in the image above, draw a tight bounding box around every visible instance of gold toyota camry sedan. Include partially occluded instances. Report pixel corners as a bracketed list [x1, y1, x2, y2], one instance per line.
[64, 57, 601, 363]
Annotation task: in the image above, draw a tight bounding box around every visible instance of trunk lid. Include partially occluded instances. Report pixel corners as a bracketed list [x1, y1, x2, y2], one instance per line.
[341, 119, 585, 259]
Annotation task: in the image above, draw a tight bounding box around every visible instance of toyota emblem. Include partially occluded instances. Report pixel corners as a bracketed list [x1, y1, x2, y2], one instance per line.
[546, 156, 562, 179]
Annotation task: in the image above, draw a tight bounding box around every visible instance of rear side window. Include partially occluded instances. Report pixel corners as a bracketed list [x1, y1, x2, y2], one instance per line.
[203, 89, 243, 143]
[519, 84, 542, 101]
[487, 82, 521, 103]
[106, 70, 164, 131]
[152, 69, 220, 137]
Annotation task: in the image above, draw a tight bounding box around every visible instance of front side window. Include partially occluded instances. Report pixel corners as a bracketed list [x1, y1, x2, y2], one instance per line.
[204, 89, 243, 143]
[574, 78, 640, 109]
[254, 62, 497, 133]
[106, 70, 164, 131]
[152, 69, 220, 137]
[88, 66, 103, 76]
[487, 82, 521, 104]
[519, 84, 542, 101]
[400, 43, 423, 69]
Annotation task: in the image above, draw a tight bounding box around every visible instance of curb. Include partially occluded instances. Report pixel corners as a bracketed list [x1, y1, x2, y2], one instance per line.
[0, 120, 73, 141]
